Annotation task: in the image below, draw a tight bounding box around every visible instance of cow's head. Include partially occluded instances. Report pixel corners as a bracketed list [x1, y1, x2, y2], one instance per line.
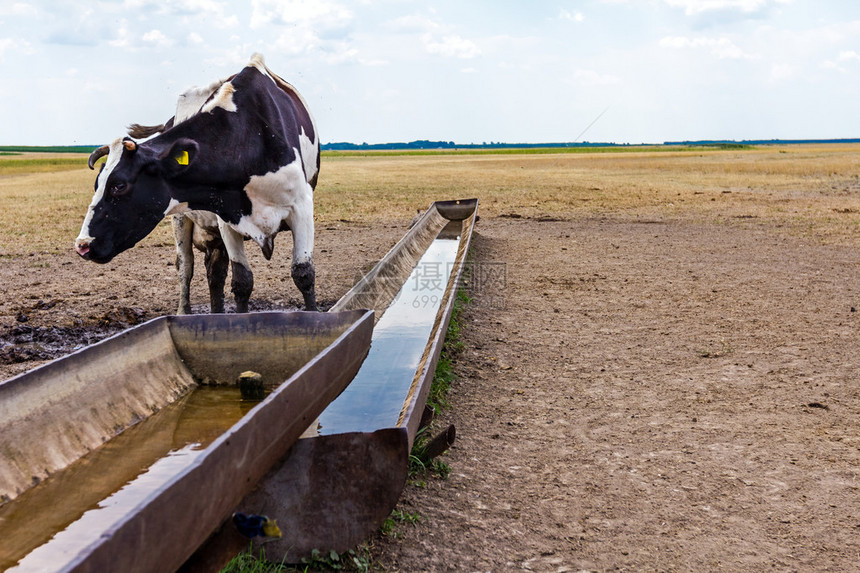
[75, 136, 198, 263]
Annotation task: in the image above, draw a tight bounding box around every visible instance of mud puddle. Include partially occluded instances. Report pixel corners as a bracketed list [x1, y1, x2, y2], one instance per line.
[0, 307, 147, 365]
[0, 299, 338, 368]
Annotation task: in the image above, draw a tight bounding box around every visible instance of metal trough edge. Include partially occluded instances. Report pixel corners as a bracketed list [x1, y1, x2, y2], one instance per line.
[74, 310, 374, 573]
[186, 199, 478, 568]
[4, 310, 373, 573]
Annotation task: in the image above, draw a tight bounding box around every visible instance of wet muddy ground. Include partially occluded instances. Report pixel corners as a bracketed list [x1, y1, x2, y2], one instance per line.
[0, 221, 404, 380]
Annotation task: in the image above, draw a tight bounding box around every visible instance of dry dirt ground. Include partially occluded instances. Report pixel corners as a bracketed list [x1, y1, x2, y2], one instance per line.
[2, 212, 860, 572]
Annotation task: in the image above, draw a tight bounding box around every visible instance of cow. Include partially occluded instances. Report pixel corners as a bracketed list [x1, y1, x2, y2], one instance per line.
[75, 53, 319, 311]
[126, 103, 251, 315]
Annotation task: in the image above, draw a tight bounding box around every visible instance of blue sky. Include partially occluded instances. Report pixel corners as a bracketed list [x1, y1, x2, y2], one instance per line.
[1, 0, 859, 145]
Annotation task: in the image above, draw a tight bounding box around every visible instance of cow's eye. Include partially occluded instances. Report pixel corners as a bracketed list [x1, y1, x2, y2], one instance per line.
[109, 182, 129, 197]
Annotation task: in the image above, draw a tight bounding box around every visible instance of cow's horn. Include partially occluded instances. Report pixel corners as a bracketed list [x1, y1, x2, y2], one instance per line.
[88, 145, 110, 170]
[123, 139, 137, 152]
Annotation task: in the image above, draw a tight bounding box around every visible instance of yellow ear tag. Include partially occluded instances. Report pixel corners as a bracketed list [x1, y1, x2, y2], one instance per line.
[175, 150, 189, 166]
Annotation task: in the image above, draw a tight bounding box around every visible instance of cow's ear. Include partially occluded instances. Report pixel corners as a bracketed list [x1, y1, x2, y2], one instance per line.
[160, 138, 199, 178]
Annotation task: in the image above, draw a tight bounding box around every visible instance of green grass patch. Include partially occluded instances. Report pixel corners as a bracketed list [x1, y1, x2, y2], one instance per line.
[220, 547, 289, 573]
[299, 548, 371, 572]
[220, 546, 372, 573]
[715, 143, 755, 150]
[0, 146, 96, 154]
[428, 288, 470, 413]
[321, 144, 747, 158]
[0, 157, 88, 175]
[408, 287, 470, 480]
[378, 509, 421, 540]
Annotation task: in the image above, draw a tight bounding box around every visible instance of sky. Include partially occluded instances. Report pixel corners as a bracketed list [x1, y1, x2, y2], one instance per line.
[1, 0, 860, 146]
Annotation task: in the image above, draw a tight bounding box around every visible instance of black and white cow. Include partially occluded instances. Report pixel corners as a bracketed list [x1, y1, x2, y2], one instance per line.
[125, 83, 253, 315]
[75, 54, 319, 311]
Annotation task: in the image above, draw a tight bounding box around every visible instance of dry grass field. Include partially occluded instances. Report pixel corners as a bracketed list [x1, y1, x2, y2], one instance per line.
[2, 144, 860, 571]
[3, 144, 860, 255]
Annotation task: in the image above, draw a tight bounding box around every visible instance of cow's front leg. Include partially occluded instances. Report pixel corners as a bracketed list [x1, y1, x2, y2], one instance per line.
[217, 219, 253, 313]
[292, 259, 316, 311]
[287, 193, 317, 311]
[172, 214, 194, 315]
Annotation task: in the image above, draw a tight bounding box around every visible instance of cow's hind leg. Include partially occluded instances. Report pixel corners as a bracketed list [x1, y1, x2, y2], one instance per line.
[173, 215, 194, 315]
[204, 244, 228, 313]
[287, 191, 317, 311]
[217, 219, 253, 313]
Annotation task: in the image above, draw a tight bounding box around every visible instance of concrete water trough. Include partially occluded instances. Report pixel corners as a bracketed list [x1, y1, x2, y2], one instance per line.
[0, 310, 374, 572]
[185, 198, 479, 568]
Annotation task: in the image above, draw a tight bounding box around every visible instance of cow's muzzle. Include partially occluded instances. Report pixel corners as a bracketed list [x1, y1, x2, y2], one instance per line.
[75, 238, 92, 259]
[75, 238, 113, 263]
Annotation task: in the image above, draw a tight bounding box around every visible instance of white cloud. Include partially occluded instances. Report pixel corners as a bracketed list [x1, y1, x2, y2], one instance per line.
[250, 0, 353, 29]
[359, 57, 389, 67]
[0, 3, 38, 16]
[0, 38, 15, 58]
[385, 13, 440, 33]
[823, 50, 860, 74]
[559, 10, 584, 23]
[108, 20, 131, 49]
[121, 0, 230, 18]
[188, 32, 204, 45]
[573, 68, 621, 86]
[424, 34, 480, 59]
[0, 37, 34, 59]
[659, 35, 755, 59]
[321, 42, 359, 65]
[142, 29, 173, 48]
[661, 0, 791, 15]
[770, 62, 795, 80]
[249, 0, 357, 66]
[272, 27, 320, 55]
[821, 60, 846, 74]
[838, 50, 860, 62]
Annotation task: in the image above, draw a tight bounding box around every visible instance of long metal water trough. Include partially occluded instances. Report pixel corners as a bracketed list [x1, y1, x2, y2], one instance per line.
[185, 198, 479, 568]
[0, 310, 373, 572]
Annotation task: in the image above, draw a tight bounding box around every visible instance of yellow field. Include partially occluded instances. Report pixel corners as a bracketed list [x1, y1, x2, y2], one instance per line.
[2, 144, 859, 257]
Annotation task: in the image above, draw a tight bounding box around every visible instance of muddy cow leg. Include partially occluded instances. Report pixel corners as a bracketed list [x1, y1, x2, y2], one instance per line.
[217, 219, 253, 313]
[204, 244, 229, 314]
[172, 214, 194, 315]
[292, 261, 316, 311]
[287, 190, 317, 311]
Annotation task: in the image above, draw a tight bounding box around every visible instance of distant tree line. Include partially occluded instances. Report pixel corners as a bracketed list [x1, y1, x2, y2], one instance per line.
[323, 138, 860, 150]
[321, 140, 626, 151]
[0, 145, 97, 154]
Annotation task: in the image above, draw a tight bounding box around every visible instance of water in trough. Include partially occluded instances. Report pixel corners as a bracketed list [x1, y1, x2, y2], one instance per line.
[0, 385, 256, 571]
[317, 237, 460, 434]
